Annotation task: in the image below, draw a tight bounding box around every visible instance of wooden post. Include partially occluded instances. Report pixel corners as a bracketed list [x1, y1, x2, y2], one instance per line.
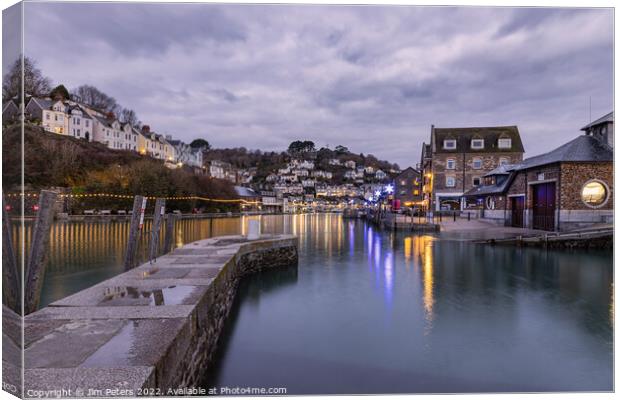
[124, 195, 146, 271]
[2, 193, 20, 313]
[148, 198, 165, 262]
[24, 190, 57, 314]
[163, 213, 176, 254]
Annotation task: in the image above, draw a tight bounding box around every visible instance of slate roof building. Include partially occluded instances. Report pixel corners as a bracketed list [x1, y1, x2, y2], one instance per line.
[581, 111, 613, 148]
[463, 124, 613, 231]
[424, 125, 525, 211]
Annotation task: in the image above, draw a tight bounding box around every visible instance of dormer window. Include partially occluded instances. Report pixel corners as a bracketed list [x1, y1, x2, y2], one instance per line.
[498, 138, 512, 149]
[443, 139, 457, 150]
[471, 139, 484, 149]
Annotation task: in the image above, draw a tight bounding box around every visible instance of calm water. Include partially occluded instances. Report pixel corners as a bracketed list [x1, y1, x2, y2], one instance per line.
[205, 214, 613, 394]
[16, 214, 613, 393]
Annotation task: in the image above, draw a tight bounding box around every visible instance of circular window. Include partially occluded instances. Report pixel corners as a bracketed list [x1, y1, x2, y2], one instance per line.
[581, 180, 609, 208]
[485, 196, 496, 210]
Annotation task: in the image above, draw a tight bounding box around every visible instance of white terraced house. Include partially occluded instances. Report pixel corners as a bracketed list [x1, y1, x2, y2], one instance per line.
[67, 105, 93, 141]
[121, 123, 139, 151]
[38, 99, 69, 135]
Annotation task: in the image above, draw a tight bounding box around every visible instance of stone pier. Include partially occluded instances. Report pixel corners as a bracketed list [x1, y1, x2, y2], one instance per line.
[10, 234, 297, 398]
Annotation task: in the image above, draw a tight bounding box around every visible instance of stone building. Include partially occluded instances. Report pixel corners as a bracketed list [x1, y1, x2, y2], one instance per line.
[581, 111, 613, 148]
[394, 167, 423, 207]
[423, 125, 525, 211]
[464, 133, 613, 231]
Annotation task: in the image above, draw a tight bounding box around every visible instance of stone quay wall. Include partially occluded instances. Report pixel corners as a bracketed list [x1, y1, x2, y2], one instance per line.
[12, 234, 297, 398]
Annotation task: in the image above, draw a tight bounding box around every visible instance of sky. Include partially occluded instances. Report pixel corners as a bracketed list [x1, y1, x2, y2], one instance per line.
[10, 3, 615, 167]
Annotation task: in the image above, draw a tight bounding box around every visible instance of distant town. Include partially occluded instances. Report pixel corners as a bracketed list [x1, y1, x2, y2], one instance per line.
[1, 63, 614, 232]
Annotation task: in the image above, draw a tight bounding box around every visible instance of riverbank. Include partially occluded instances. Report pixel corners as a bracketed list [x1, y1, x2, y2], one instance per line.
[8, 234, 298, 396]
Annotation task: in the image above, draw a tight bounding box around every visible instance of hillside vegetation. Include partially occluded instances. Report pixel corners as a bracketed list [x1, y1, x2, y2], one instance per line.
[2, 124, 238, 212]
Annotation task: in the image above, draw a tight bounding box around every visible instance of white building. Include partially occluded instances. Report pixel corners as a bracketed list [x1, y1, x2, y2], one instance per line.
[344, 160, 356, 169]
[67, 105, 93, 141]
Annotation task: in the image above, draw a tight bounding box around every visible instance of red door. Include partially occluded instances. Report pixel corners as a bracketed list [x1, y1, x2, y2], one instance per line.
[532, 183, 556, 231]
[511, 196, 524, 227]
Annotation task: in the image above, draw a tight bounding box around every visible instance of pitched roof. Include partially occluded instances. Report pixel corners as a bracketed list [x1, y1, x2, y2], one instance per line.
[432, 126, 524, 153]
[464, 177, 513, 197]
[581, 111, 613, 131]
[516, 134, 612, 170]
[29, 97, 52, 110]
[395, 166, 419, 179]
[483, 163, 519, 177]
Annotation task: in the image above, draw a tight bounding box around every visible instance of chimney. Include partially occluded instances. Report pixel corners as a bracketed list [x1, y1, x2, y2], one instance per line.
[141, 125, 150, 133]
[106, 111, 115, 120]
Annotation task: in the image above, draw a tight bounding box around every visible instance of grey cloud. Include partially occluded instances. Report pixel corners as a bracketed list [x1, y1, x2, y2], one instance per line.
[21, 4, 613, 168]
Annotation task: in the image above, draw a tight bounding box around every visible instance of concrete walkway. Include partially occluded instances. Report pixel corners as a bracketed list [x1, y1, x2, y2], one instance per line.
[435, 218, 544, 241]
[9, 234, 297, 397]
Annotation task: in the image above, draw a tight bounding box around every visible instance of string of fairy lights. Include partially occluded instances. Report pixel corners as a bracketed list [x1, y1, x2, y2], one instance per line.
[4, 192, 261, 205]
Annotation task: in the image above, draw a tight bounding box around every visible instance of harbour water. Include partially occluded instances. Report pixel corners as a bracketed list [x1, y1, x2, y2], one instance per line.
[16, 214, 613, 392]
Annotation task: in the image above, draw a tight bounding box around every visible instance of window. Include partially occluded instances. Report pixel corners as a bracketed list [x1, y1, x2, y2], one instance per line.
[58, 115, 63, 122]
[46, 114, 50, 120]
[581, 180, 609, 208]
[473, 177, 481, 186]
[413, 190, 419, 195]
[498, 138, 512, 149]
[472, 158, 482, 169]
[401, 180, 406, 185]
[443, 139, 456, 150]
[499, 157, 509, 166]
[471, 139, 484, 149]
[446, 176, 456, 187]
[446, 158, 456, 170]
[85, 120, 89, 127]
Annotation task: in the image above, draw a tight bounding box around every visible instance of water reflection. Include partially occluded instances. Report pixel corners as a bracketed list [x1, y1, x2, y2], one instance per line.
[207, 215, 613, 394]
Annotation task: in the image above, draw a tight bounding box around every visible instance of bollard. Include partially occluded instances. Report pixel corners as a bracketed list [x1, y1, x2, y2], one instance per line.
[124, 195, 146, 271]
[24, 190, 58, 314]
[2, 192, 20, 313]
[148, 198, 166, 263]
[453, 211, 456, 222]
[163, 213, 177, 254]
[468, 212, 471, 221]
[439, 212, 442, 222]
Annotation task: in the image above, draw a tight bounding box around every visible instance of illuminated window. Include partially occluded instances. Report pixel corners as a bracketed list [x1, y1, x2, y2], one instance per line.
[472, 158, 482, 169]
[413, 190, 419, 195]
[498, 138, 512, 149]
[581, 180, 609, 208]
[446, 158, 456, 169]
[471, 139, 484, 149]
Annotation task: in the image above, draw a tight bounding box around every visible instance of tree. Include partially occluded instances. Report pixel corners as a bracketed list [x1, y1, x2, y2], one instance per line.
[49, 84, 70, 100]
[119, 108, 140, 127]
[72, 84, 118, 112]
[190, 139, 211, 150]
[2, 56, 52, 101]
[288, 140, 315, 154]
[334, 145, 349, 154]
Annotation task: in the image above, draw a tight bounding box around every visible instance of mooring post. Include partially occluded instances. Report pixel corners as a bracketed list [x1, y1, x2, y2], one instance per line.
[163, 213, 177, 254]
[2, 193, 20, 313]
[124, 195, 146, 271]
[24, 190, 58, 314]
[148, 198, 166, 263]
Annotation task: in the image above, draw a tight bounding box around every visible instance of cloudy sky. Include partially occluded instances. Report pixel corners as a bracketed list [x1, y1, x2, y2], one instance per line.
[14, 3, 614, 167]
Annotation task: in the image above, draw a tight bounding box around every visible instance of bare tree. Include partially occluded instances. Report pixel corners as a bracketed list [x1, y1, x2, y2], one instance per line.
[72, 85, 119, 112]
[2, 56, 52, 101]
[119, 108, 140, 127]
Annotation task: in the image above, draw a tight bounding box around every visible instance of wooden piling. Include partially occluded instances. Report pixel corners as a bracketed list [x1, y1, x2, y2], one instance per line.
[2, 193, 20, 313]
[24, 190, 58, 314]
[124, 195, 146, 271]
[148, 198, 166, 262]
[163, 213, 177, 254]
